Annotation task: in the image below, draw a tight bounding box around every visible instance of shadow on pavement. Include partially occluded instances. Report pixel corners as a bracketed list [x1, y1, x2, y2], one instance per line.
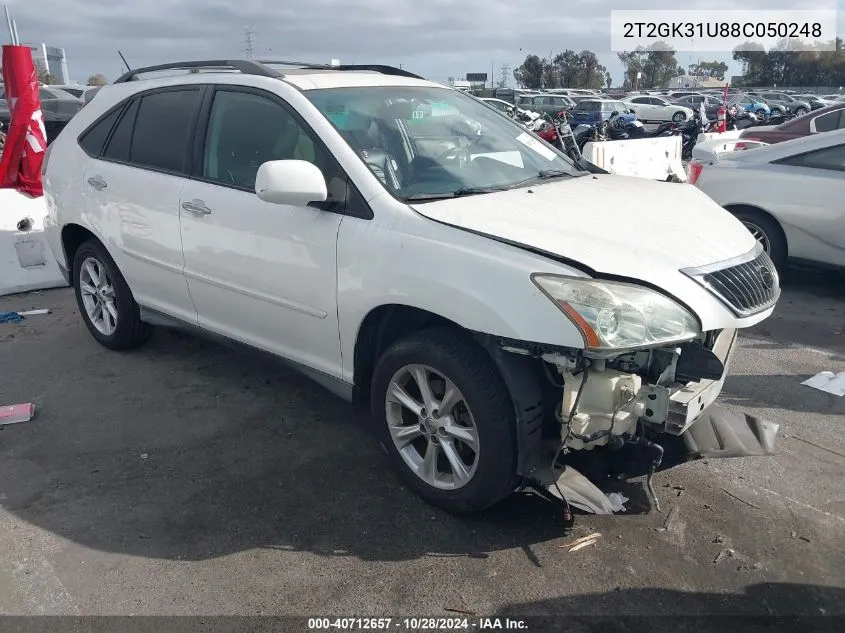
[0, 329, 577, 563]
[495, 583, 845, 630]
[722, 374, 845, 416]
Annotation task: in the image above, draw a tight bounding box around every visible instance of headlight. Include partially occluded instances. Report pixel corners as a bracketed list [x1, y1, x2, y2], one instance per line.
[532, 274, 700, 351]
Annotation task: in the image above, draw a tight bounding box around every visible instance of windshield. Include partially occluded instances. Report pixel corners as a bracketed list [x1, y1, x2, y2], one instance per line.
[305, 85, 583, 201]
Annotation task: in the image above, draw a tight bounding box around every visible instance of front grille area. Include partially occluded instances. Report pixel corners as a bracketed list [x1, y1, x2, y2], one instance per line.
[684, 248, 780, 317]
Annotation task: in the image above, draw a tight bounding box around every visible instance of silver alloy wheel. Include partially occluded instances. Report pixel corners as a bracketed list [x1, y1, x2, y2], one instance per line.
[385, 363, 479, 490]
[742, 221, 772, 255]
[795, 107, 807, 115]
[79, 256, 118, 336]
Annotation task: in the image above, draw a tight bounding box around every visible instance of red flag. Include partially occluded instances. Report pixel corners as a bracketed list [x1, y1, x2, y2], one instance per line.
[0, 45, 47, 197]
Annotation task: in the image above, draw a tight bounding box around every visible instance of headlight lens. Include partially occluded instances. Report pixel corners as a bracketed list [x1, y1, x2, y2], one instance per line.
[532, 274, 700, 351]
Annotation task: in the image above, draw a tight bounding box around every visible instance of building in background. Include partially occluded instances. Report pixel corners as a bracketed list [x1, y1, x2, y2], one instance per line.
[23, 43, 70, 84]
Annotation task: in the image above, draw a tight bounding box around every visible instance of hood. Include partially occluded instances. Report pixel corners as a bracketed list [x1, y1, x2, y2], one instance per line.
[411, 175, 757, 317]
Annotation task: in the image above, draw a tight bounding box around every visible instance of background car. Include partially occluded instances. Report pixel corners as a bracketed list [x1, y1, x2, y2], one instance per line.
[690, 128, 845, 271]
[729, 94, 771, 120]
[567, 98, 630, 126]
[793, 94, 836, 111]
[622, 94, 693, 122]
[516, 93, 576, 117]
[672, 94, 725, 120]
[0, 85, 84, 143]
[748, 91, 811, 116]
[739, 102, 845, 144]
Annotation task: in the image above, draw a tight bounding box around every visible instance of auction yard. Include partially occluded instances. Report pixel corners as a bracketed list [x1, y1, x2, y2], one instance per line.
[1, 268, 843, 617]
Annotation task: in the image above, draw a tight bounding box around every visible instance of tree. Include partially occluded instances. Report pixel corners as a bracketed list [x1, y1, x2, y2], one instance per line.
[641, 43, 681, 89]
[512, 55, 544, 90]
[35, 61, 56, 85]
[576, 50, 607, 90]
[552, 50, 580, 88]
[689, 61, 729, 80]
[87, 73, 108, 86]
[617, 49, 646, 89]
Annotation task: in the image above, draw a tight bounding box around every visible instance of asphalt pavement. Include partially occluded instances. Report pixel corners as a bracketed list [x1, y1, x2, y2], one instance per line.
[0, 266, 843, 618]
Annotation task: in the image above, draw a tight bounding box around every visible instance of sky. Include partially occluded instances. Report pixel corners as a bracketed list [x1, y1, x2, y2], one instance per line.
[4, 0, 843, 87]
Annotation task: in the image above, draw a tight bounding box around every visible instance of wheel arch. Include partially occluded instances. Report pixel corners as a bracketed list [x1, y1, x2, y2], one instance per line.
[723, 203, 789, 256]
[61, 223, 101, 286]
[354, 303, 546, 479]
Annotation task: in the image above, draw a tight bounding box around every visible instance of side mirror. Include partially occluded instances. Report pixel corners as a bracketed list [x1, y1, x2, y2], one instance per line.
[255, 160, 328, 206]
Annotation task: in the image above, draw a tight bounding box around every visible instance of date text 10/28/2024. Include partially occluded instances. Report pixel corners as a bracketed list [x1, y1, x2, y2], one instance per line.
[307, 618, 529, 630]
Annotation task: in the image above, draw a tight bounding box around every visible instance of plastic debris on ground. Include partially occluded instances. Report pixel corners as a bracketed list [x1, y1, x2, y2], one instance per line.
[17, 308, 50, 315]
[0, 311, 23, 323]
[605, 492, 629, 513]
[801, 372, 845, 396]
[550, 467, 615, 514]
[0, 403, 36, 426]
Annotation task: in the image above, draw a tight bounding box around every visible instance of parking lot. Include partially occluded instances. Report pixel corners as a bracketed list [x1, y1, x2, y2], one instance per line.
[1, 266, 843, 618]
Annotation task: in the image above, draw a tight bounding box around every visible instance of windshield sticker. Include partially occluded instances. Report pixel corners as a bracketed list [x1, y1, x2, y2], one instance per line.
[471, 151, 524, 168]
[516, 132, 557, 161]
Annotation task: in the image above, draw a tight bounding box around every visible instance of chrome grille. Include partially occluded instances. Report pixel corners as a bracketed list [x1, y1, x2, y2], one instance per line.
[681, 246, 780, 317]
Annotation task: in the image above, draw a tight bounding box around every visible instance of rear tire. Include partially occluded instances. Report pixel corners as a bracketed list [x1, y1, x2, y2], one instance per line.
[370, 327, 517, 513]
[794, 106, 807, 116]
[72, 239, 154, 350]
[672, 111, 687, 123]
[730, 209, 787, 271]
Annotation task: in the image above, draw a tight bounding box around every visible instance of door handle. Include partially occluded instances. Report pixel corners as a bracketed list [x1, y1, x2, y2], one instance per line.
[87, 176, 107, 190]
[182, 200, 212, 215]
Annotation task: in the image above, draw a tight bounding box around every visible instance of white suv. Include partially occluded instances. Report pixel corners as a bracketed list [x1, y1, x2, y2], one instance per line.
[43, 60, 781, 515]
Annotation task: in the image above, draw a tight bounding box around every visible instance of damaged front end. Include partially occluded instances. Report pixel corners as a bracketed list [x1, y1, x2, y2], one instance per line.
[488, 314, 779, 517]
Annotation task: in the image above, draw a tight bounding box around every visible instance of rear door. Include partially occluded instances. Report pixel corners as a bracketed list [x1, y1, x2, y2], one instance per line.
[771, 143, 845, 266]
[81, 86, 202, 323]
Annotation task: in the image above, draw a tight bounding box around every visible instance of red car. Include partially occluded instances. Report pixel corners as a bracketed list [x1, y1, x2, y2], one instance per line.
[738, 102, 845, 144]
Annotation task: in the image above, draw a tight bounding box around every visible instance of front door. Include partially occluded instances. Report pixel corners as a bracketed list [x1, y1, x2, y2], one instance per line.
[178, 86, 346, 377]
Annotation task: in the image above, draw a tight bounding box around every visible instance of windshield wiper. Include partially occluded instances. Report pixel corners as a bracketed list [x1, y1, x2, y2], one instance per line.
[507, 169, 574, 189]
[405, 185, 510, 201]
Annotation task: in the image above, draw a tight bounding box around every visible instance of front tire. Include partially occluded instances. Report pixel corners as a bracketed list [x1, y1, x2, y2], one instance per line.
[72, 239, 154, 350]
[731, 210, 787, 271]
[672, 111, 687, 123]
[371, 328, 517, 513]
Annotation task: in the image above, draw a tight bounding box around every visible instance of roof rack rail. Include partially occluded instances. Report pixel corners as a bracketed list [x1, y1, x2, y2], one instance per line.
[256, 59, 425, 80]
[113, 60, 281, 84]
[112, 59, 425, 84]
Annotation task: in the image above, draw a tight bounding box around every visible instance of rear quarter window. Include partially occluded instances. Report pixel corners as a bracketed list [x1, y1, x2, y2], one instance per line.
[78, 106, 123, 158]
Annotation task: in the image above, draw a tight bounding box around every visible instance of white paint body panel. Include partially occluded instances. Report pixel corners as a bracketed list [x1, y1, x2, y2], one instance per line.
[43, 70, 779, 393]
[695, 129, 845, 268]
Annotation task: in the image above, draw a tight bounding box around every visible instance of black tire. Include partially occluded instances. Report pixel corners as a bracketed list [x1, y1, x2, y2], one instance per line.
[72, 239, 154, 350]
[730, 209, 787, 271]
[794, 106, 807, 116]
[672, 111, 687, 123]
[370, 327, 517, 513]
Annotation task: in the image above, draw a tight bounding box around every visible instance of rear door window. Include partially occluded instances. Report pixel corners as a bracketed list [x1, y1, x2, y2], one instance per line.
[129, 88, 202, 173]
